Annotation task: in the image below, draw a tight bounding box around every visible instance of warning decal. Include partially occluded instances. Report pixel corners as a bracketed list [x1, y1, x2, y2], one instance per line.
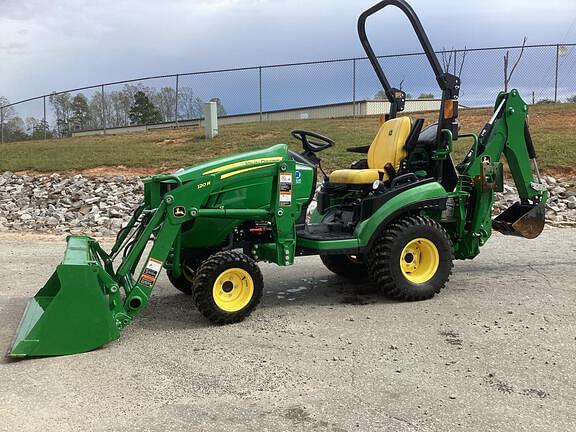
[279, 192, 292, 204]
[279, 173, 292, 206]
[139, 258, 163, 288]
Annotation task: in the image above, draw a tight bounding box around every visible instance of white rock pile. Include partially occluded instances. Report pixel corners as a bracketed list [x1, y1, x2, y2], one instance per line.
[0, 171, 574, 236]
[494, 175, 576, 227]
[0, 172, 143, 236]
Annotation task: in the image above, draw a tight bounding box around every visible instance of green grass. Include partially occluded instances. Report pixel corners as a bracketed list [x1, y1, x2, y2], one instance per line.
[1, 103, 575, 174]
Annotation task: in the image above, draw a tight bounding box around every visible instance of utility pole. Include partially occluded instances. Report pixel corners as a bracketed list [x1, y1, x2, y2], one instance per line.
[259, 67, 263, 122]
[175, 74, 179, 126]
[0, 106, 4, 144]
[43, 96, 47, 140]
[101, 85, 107, 134]
[554, 44, 560, 103]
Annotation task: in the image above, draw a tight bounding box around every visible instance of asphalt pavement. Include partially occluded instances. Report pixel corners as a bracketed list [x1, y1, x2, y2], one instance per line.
[1, 229, 575, 431]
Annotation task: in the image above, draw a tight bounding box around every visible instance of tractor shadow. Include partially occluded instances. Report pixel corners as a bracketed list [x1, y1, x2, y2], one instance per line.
[261, 276, 384, 309]
[139, 272, 395, 331]
[136, 291, 207, 331]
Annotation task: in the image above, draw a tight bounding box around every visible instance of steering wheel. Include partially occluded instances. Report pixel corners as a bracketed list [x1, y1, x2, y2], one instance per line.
[291, 130, 335, 153]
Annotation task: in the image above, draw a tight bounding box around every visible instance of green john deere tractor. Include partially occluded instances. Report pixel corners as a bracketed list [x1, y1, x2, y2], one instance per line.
[9, 0, 549, 357]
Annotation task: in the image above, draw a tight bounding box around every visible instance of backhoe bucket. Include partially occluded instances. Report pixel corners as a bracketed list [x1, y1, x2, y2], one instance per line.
[492, 202, 545, 239]
[8, 236, 119, 357]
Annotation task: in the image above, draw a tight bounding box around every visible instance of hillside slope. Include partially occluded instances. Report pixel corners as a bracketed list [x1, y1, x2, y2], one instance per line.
[1, 103, 574, 174]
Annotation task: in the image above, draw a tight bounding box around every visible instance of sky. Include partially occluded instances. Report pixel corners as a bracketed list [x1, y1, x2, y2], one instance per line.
[1, 0, 576, 106]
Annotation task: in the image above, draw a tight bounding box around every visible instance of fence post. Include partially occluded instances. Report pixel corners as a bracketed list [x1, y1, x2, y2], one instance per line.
[352, 59, 357, 118]
[175, 74, 179, 126]
[101, 85, 107, 134]
[43, 96, 47, 140]
[259, 66, 263, 121]
[0, 105, 4, 144]
[554, 44, 560, 103]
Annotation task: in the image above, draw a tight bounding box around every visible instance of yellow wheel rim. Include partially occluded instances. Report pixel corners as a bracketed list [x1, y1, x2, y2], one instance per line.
[400, 238, 439, 284]
[212, 268, 254, 312]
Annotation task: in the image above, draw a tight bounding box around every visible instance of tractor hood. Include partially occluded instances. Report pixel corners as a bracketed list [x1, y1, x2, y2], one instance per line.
[168, 143, 289, 183]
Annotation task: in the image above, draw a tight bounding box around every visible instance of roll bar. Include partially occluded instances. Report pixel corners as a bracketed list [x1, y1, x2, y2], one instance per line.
[358, 0, 460, 145]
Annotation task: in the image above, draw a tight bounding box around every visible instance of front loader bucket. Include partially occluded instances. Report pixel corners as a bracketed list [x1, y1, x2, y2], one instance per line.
[8, 236, 119, 357]
[492, 202, 546, 239]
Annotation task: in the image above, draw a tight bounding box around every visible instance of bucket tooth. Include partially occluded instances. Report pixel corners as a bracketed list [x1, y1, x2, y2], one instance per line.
[8, 236, 120, 357]
[492, 202, 545, 240]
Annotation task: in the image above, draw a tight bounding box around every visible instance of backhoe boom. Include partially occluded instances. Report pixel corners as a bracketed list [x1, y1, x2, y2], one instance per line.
[453, 90, 548, 259]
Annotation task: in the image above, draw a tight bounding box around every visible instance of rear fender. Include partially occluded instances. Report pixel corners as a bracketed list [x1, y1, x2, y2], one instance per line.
[356, 181, 448, 250]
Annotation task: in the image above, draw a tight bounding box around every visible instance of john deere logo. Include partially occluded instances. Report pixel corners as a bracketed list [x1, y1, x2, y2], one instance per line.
[173, 206, 186, 217]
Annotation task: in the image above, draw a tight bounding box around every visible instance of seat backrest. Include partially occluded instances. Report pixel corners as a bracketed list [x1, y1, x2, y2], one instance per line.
[367, 117, 412, 171]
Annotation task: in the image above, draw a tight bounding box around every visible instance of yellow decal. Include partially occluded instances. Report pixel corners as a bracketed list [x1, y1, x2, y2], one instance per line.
[220, 164, 274, 179]
[173, 206, 186, 217]
[203, 157, 283, 175]
[197, 181, 211, 189]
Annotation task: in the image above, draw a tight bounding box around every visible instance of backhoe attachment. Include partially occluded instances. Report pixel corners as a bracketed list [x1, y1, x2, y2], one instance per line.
[465, 90, 548, 242]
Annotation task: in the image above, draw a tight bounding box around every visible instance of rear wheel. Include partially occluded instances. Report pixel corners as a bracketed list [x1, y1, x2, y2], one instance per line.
[320, 254, 368, 280]
[320, 254, 377, 294]
[368, 215, 453, 300]
[167, 252, 210, 295]
[193, 251, 263, 324]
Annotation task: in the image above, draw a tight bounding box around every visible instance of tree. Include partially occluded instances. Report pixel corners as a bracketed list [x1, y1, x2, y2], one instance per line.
[129, 91, 163, 125]
[566, 95, 576, 103]
[178, 87, 203, 120]
[0, 96, 16, 120]
[86, 84, 159, 130]
[504, 36, 527, 92]
[209, 97, 227, 117]
[49, 92, 73, 137]
[104, 91, 128, 128]
[4, 116, 27, 141]
[374, 90, 387, 99]
[418, 93, 435, 99]
[25, 117, 52, 140]
[88, 93, 106, 130]
[152, 87, 177, 122]
[440, 47, 467, 77]
[71, 93, 90, 131]
[0, 96, 29, 142]
[374, 89, 412, 100]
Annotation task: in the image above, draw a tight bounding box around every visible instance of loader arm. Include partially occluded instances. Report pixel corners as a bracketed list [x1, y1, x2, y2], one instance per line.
[8, 154, 307, 356]
[102, 171, 276, 330]
[453, 90, 548, 259]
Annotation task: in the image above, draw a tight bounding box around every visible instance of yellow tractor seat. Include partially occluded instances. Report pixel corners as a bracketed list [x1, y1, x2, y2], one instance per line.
[329, 116, 412, 184]
[329, 168, 382, 185]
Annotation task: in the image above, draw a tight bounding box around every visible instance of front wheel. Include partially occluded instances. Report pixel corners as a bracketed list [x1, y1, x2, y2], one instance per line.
[193, 251, 263, 324]
[368, 215, 453, 301]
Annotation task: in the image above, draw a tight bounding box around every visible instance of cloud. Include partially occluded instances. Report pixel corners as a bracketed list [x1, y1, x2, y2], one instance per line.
[1, 0, 575, 106]
[0, 41, 28, 55]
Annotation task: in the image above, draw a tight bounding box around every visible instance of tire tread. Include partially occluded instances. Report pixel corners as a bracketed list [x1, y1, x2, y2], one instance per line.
[367, 215, 454, 301]
[193, 251, 263, 324]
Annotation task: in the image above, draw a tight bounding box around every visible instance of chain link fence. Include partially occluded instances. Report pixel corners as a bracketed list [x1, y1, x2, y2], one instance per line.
[1, 43, 575, 143]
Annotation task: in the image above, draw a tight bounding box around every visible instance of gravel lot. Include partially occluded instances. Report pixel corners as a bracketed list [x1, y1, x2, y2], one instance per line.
[1, 229, 575, 432]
